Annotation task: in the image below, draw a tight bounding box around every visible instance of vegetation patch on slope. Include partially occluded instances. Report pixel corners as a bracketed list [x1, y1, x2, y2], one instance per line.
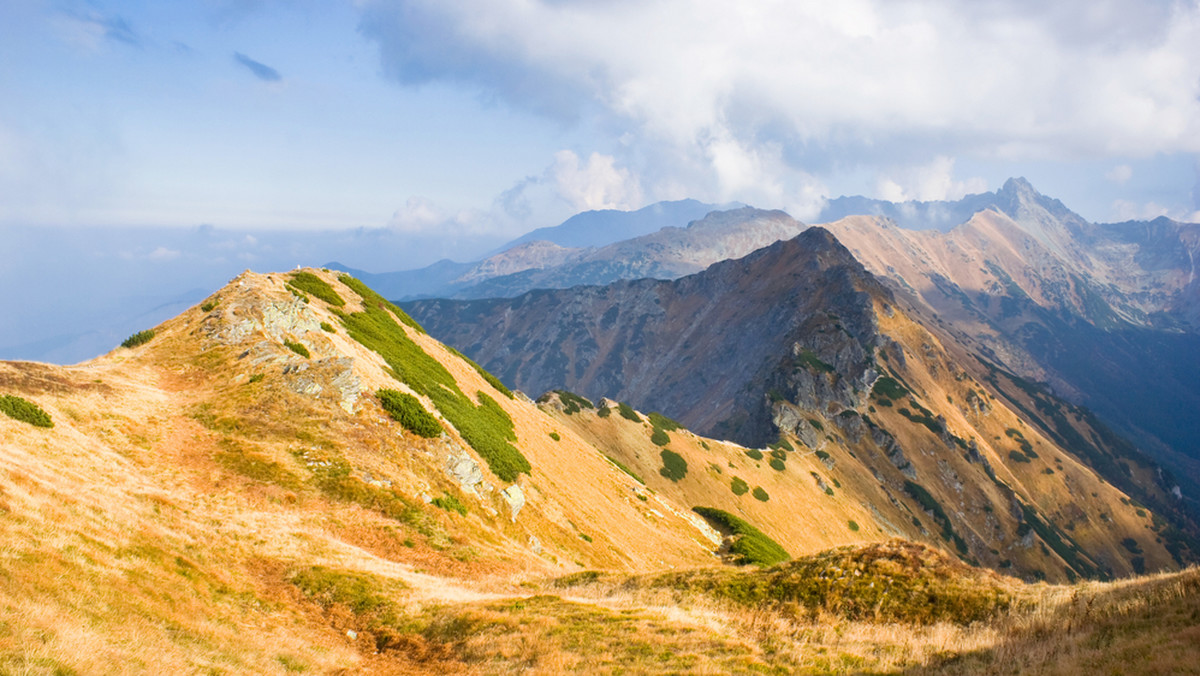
[338, 274, 425, 333]
[378, 389, 442, 438]
[650, 426, 670, 446]
[287, 272, 345, 307]
[616, 401, 641, 423]
[730, 477, 749, 496]
[283, 340, 310, 358]
[692, 507, 789, 566]
[643, 540, 1008, 624]
[121, 329, 155, 348]
[0, 394, 53, 428]
[903, 481, 968, 555]
[337, 275, 530, 482]
[871, 375, 908, 403]
[539, 390, 594, 414]
[659, 449, 688, 481]
[646, 412, 682, 431]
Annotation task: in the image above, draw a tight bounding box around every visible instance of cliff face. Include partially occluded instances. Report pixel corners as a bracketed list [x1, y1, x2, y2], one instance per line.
[408, 227, 882, 447]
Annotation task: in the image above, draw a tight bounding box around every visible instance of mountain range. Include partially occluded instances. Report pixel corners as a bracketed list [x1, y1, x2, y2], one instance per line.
[5, 267, 1200, 671]
[404, 179, 1200, 519]
[6, 183, 1200, 670]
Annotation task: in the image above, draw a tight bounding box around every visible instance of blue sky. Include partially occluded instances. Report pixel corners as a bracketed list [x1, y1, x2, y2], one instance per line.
[3, 0, 1200, 241]
[4, 0, 1200, 364]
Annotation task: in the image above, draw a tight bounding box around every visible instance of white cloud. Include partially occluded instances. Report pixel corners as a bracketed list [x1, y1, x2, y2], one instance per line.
[1109, 199, 1195, 222]
[1106, 164, 1134, 184]
[387, 196, 448, 233]
[358, 0, 1200, 211]
[550, 150, 642, 212]
[873, 156, 988, 202]
[148, 246, 181, 261]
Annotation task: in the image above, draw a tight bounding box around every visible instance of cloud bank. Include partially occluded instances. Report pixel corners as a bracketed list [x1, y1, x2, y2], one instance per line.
[358, 0, 1200, 213]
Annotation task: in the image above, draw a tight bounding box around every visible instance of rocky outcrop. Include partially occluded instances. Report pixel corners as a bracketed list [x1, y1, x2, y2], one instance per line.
[194, 274, 366, 412]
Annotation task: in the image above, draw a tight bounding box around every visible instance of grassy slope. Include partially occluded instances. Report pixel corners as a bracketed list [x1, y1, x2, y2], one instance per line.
[1, 269, 1198, 674]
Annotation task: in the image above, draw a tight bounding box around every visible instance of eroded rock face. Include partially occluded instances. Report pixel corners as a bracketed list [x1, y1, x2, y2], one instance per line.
[407, 228, 893, 448]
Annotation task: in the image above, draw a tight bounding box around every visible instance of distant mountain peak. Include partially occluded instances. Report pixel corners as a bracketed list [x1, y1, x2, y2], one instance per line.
[999, 176, 1037, 196]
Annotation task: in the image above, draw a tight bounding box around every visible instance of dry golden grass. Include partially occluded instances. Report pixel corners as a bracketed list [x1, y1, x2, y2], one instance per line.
[3, 269, 1199, 674]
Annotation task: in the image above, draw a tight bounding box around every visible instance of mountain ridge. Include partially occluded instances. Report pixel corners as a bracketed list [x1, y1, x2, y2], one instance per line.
[4, 266, 1200, 671]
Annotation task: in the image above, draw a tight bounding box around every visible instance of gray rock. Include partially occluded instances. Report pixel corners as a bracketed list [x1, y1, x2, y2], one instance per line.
[445, 452, 484, 494]
[502, 484, 525, 521]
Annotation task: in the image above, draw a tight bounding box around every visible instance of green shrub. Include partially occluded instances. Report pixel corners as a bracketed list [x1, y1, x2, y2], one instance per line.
[871, 376, 908, 401]
[337, 274, 424, 332]
[288, 272, 345, 307]
[807, 417, 825, 432]
[731, 477, 749, 495]
[432, 492, 468, 516]
[769, 457, 786, 471]
[121, 329, 155, 348]
[545, 390, 594, 414]
[549, 431, 561, 441]
[617, 402, 641, 422]
[646, 412, 682, 431]
[770, 448, 787, 460]
[337, 280, 530, 482]
[752, 487, 769, 502]
[848, 520, 860, 532]
[814, 449, 831, 461]
[284, 340, 310, 358]
[597, 406, 612, 418]
[248, 373, 265, 384]
[692, 507, 789, 566]
[0, 395, 53, 428]
[903, 480, 968, 554]
[1120, 537, 1143, 554]
[320, 322, 336, 333]
[796, 349, 835, 374]
[769, 437, 793, 452]
[659, 449, 688, 482]
[745, 449, 763, 461]
[200, 300, 218, 312]
[1008, 450, 1031, 463]
[650, 427, 670, 446]
[378, 389, 442, 438]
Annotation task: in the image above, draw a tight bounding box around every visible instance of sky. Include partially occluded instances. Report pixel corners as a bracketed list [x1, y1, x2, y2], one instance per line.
[4, 0, 1200, 363]
[3, 0, 1200, 240]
